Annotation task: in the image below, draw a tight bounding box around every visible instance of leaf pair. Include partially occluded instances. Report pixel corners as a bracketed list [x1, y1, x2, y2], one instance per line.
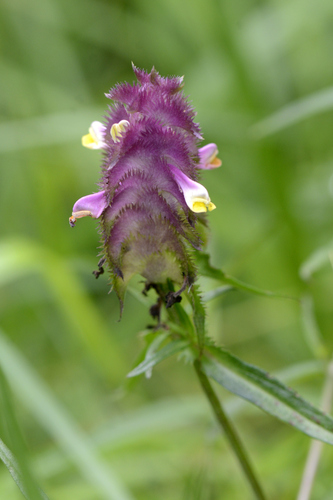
[128, 326, 333, 446]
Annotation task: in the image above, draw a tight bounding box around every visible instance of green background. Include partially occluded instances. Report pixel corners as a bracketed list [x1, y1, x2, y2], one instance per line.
[1, 0, 333, 498]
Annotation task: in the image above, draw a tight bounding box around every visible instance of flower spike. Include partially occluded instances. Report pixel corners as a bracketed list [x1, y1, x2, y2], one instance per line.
[82, 121, 106, 149]
[70, 65, 220, 312]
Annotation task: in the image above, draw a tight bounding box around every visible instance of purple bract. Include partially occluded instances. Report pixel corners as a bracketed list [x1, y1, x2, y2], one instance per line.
[70, 64, 221, 312]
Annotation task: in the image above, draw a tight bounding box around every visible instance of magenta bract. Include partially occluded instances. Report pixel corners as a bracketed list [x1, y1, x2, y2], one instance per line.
[70, 65, 220, 311]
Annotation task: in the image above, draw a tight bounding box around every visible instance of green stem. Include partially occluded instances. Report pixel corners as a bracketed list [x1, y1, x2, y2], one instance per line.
[194, 359, 267, 500]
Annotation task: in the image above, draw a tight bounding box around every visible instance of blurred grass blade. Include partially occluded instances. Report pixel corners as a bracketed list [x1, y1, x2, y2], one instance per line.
[195, 251, 297, 300]
[31, 360, 324, 481]
[0, 329, 134, 500]
[0, 108, 103, 152]
[127, 286, 151, 306]
[127, 340, 189, 378]
[0, 238, 126, 382]
[251, 86, 333, 138]
[55, 0, 187, 63]
[0, 439, 49, 500]
[276, 360, 324, 385]
[299, 240, 333, 281]
[2, 0, 91, 108]
[202, 285, 234, 303]
[301, 296, 328, 360]
[202, 345, 333, 445]
[0, 369, 49, 500]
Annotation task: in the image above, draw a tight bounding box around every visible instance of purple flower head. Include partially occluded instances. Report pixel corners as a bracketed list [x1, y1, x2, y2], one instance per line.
[70, 65, 221, 313]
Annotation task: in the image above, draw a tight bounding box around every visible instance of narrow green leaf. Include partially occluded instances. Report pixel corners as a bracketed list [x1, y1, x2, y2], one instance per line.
[122, 330, 169, 391]
[168, 321, 191, 337]
[202, 345, 333, 445]
[142, 331, 170, 378]
[0, 438, 49, 500]
[196, 251, 297, 301]
[127, 340, 190, 378]
[194, 251, 226, 282]
[168, 300, 195, 337]
[0, 330, 134, 500]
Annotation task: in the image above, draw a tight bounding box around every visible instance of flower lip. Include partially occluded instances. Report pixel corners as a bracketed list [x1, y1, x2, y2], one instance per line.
[168, 164, 216, 213]
[82, 121, 106, 149]
[69, 190, 107, 227]
[198, 143, 222, 169]
[110, 120, 130, 143]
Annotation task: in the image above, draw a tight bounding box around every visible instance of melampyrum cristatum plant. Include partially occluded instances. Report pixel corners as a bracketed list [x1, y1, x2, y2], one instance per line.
[66, 65, 333, 500]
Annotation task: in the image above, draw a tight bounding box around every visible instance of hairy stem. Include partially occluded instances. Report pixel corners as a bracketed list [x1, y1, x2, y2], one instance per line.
[194, 359, 267, 500]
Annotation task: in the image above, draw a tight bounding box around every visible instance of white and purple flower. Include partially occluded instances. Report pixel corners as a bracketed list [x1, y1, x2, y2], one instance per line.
[198, 144, 222, 169]
[81, 121, 107, 149]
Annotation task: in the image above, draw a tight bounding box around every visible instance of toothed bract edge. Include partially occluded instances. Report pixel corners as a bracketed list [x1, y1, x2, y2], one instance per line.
[70, 65, 219, 313]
